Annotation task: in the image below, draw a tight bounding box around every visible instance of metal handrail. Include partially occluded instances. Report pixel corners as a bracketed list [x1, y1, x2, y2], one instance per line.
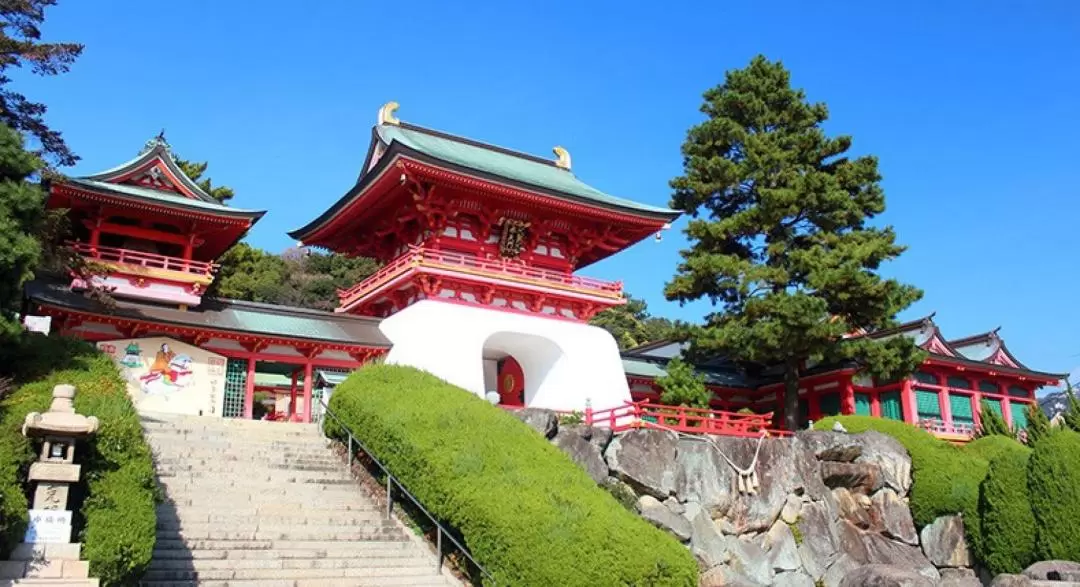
[316, 396, 495, 584]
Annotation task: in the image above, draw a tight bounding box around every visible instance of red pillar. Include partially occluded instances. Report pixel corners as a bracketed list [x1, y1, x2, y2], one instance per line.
[870, 392, 882, 418]
[901, 379, 917, 424]
[840, 376, 856, 415]
[939, 389, 953, 427]
[289, 369, 298, 421]
[302, 362, 314, 423]
[969, 376, 982, 431]
[243, 357, 256, 419]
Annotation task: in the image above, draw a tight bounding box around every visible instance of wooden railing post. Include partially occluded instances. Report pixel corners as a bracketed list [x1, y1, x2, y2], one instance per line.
[584, 397, 593, 427]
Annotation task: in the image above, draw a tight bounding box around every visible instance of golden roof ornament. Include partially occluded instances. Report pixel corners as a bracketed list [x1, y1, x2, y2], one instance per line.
[378, 101, 401, 126]
[553, 146, 571, 170]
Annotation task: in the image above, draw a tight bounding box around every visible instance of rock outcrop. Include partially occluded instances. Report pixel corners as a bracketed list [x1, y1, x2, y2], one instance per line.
[526, 412, 977, 586]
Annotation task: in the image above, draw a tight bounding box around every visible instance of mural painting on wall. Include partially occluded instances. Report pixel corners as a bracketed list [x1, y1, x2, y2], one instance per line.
[97, 336, 226, 417]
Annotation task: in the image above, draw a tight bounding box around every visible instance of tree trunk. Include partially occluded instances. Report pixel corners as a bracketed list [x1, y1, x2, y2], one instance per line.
[784, 359, 800, 432]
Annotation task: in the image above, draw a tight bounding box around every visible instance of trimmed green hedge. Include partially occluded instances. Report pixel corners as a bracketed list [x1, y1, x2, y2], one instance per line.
[0, 336, 157, 586]
[978, 444, 1035, 574]
[1029, 429, 1080, 562]
[327, 364, 698, 586]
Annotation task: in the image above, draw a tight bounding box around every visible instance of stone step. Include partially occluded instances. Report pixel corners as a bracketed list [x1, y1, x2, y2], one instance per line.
[156, 514, 388, 530]
[155, 527, 404, 542]
[156, 503, 380, 518]
[154, 461, 343, 472]
[154, 470, 353, 482]
[142, 565, 443, 582]
[148, 557, 436, 571]
[0, 580, 99, 587]
[151, 543, 418, 560]
[139, 576, 450, 587]
[152, 539, 419, 553]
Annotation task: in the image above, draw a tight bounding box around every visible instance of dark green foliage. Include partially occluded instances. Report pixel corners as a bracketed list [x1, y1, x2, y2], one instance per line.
[174, 157, 234, 202]
[0, 1, 83, 167]
[665, 56, 923, 430]
[1061, 381, 1080, 433]
[0, 336, 156, 585]
[656, 357, 710, 408]
[0, 123, 44, 341]
[977, 404, 1011, 438]
[1028, 429, 1080, 561]
[328, 364, 698, 586]
[213, 243, 379, 311]
[815, 416, 988, 554]
[589, 294, 680, 350]
[1025, 403, 1051, 445]
[978, 445, 1035, 574]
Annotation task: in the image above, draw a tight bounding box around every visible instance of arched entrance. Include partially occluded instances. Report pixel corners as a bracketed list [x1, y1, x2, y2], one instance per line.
[482, 331, 566, 408]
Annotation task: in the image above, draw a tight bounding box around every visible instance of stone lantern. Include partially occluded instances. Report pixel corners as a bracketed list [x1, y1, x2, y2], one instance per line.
[0, 384, 100, 584]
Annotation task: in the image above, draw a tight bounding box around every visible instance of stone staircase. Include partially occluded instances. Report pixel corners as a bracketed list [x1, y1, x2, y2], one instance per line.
[140, 414, 457, 587]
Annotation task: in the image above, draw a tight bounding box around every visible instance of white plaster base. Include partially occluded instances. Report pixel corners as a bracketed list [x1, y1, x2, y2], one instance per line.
[379, 300, 631, 412]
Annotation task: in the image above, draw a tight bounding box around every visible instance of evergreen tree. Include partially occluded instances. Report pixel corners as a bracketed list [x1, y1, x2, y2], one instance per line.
[665, 56, 924, 430]
[174, 157, 234, 203]
[0, 123, 44, 337]
[1062, 380, 1080, 433]
[590, 294, 680, 350]
[0, 1, 83, 167]
[977, 404, 1011, 438]
[1026, 402, 1051, 445]
[656, 356, 711, 408]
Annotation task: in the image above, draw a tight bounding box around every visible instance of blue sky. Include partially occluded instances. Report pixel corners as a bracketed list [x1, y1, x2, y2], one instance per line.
[17, 1, 1079, 380]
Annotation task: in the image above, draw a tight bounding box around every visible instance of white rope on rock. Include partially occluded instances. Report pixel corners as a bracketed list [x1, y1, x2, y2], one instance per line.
[639, 420, 772, 496]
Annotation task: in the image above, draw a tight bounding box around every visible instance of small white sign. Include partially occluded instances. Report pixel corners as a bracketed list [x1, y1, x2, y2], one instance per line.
[24, 509, 72, 543]
[22, 315, 51, 335]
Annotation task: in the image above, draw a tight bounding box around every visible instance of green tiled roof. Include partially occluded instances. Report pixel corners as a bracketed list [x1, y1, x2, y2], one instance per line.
[622, 356, 751, 388]
[316, 370, 350, 387]
[378, 124, 678, 218]
[65, 178, 263, 218]
[25, 279, 389, 347]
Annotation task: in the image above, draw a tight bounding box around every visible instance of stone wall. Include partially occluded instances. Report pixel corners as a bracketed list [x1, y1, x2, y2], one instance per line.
[515, 409, 980, 586]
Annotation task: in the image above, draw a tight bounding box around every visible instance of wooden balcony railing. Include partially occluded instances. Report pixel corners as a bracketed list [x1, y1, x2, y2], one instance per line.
[70, 243, 217, 276]
[918, 418, 976, 439]
[337, 246, 623, 306]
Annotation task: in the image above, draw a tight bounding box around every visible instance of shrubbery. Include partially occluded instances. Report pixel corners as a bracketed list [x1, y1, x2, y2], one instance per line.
[1028, 429, 1080, 562]
[327, 364, 698, 586]
[0, 335, 157, 585]
[978, 444, 1035, 574]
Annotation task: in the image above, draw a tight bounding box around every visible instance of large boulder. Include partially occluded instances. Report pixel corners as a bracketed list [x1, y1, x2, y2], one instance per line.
[835, 520, 870, 564]
[553, 426, 608, 484]
[773, 571, 816, 587]
[1022, 560, 1080, 581]
[699, 566, 763, 587]
[989, 575, 1032, 587]
[727, 537, 775, 585]
[764, 521, 802, 572]
[636, 495, 692, 542]
[513, 408, 557, 439]
[822, 554, 860, 587]
[863, 533, 940, 581]
[797, 500, 841, 579]
[676, 435, 833, 534]
[605, 429, 679, 498]
[839, 564, 935, 587]
[686, 504, 731, 569]
[802, 431, 912, 495]
[821, 461, 881, 494]
[939, 568, 981, 587]
[919, 515, 972, 568]
[869, 488, 918, 545]
[834, 487, 871, 529]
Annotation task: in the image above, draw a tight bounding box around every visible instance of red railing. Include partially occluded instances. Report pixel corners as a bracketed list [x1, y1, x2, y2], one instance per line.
[337, 246, 623, 306]
[918, 418, 975, 439]
[70, 242, 217, 276]
[510, 401, 793, 438]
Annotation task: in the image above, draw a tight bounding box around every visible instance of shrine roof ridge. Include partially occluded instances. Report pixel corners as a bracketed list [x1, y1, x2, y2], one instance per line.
[84, 139, 218, 203]
[59, 178, 266, 220]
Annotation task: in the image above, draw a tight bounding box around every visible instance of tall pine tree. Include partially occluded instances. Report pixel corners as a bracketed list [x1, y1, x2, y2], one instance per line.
[0, 123, 44, 337]
[666, 56, 924, 430]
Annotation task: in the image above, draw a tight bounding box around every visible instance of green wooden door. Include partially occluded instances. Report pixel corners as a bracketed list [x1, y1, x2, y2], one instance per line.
[880, 391, 903, 421]
[949, 394, 974, 426]
[819, 393, 841, 417]
[854, 393, 872, 416]
[223, 359, 247, 418]
[916, 389, 942, 420]
[1010, 403, 1029, 430]
[982, 398, 1003, 419]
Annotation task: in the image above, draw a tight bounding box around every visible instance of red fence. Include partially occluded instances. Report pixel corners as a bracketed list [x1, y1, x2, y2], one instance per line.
[71, 243, 216, 276]
[530, 401, 793, 438]
[337, 245, 623, 306]
[918, 418, 975, 439]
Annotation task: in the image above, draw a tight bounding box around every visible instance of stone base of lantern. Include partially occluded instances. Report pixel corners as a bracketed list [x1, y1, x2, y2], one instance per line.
[0, 542, 98, 586]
